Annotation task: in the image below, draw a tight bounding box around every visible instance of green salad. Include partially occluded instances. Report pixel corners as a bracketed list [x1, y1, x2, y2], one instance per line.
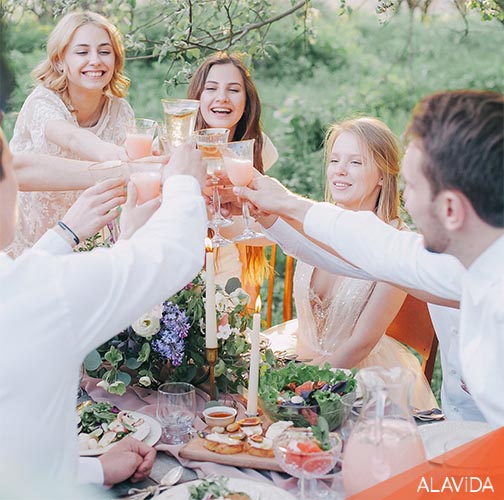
[259, 362, 357, 430]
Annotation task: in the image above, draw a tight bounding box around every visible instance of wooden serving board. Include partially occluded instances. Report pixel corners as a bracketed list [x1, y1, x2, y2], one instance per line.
[179, 434, 283, 472]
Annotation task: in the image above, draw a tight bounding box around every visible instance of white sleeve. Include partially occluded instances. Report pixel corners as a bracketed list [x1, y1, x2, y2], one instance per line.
[264, 218, 374, 280]
[304, 203, 463, 300]
[31, 228, 73, 255]
[54, 174, 207, 355]
[77, 457, 104, 485]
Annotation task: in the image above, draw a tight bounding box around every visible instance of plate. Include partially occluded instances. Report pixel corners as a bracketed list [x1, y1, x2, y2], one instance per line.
[142, 413, 162, 447]
[158, 477, 297, 500]
[419, 420, 494, 459]
[79, 411, 151, 457]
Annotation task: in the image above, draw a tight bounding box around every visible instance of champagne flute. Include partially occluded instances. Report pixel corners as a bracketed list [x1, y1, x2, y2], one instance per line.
[161, 99, 199, 153]
[88, 160, 128, 243]
[193, 128, 232, 247]
[223, 139, 264, 241]
[125, 118, 157, 160]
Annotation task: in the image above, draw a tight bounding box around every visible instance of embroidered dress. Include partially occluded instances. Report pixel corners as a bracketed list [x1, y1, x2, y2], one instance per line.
[8, 85, 134, 257]
[264, 260, 438, 410]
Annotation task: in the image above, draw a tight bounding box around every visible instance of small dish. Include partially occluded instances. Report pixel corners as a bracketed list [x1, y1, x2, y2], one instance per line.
[202, 406, 237, 427]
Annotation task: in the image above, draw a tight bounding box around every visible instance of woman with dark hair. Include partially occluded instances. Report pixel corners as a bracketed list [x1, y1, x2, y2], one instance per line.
[187, 52, 278, 299]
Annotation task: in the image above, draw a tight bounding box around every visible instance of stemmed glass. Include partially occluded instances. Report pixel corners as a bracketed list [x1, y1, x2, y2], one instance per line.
[127, 161, 163, 205]
[88, 160, 129, 244]
[160, 99, 200, 152]
[223, 139, 264, 241]
[156, 382, 196, 445]
[193, 128, 232, 247]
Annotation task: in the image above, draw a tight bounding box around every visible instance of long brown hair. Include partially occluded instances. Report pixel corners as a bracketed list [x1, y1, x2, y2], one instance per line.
[323, 117, 402, 224]
[32, 11, 130, 107]
[188, 52, 269, 287]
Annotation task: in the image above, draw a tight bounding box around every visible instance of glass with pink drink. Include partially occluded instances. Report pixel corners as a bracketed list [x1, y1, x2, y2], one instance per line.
[223, 139, 264, 241]
[125, 119, 157, 160]
[128, 162, 163, 205]
[342, 367, 427, 496]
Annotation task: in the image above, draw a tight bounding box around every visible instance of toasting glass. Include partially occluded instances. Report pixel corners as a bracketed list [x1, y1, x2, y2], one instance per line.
[161, 99, 199, 153]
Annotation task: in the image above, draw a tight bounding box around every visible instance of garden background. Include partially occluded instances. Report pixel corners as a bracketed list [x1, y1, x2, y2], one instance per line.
[2, 0, 503, 401]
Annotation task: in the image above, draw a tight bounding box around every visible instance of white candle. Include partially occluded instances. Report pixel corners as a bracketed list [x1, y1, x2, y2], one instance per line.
[205, 239, 217, 349]
[247, 296, 261, 416]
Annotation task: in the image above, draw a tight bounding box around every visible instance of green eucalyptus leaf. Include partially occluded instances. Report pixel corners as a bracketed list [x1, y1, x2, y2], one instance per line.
[116, 371, 132, 386]
[137, 342, 151, 363]
[84, 350, 102, 371]
[104, 346, 123, 367]
[225, 277, 242, 294]
[126, 357, 143, 369]
[108, 381, 127, 396]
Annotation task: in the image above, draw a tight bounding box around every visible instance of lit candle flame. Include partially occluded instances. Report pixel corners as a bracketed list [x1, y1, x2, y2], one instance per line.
[255, 296, 262, 313]
[205, 237, 213, 253]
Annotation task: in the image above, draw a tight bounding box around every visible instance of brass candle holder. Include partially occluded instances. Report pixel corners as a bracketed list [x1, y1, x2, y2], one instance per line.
[205, 347, 219, 401]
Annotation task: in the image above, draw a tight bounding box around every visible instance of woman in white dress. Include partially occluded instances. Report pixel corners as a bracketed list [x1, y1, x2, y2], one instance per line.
[8, 11, 133, 256]
[187, 52, 278, 303]
[263, 117, 438, 409]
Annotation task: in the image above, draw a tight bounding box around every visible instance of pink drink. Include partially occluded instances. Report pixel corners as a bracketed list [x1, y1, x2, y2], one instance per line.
[130, 172, 161, 204]
[224, 158, 254, 186]
[125, 133, 153, 160]
[343, 419, 426, 496]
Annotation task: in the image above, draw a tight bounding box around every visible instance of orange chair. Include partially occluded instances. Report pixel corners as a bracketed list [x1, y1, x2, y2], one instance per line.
[265, 244, 295, 328]
[386, 294, 439, 384]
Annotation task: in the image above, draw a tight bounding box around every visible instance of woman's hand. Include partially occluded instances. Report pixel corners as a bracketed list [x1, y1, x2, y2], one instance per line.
[61, 178, 126, 242]
[119, 182, 161, 240]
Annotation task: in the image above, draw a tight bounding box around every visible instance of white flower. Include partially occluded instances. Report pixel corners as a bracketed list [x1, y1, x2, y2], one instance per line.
[217, 323, 232, 340]
[132, 314, 161, 338]
[215, 291, 228, 313]
[149, 303, 163, 319]
[97, 380, 109, 390]
[138, 376, 152, 387]
[229, 288, 249, 306]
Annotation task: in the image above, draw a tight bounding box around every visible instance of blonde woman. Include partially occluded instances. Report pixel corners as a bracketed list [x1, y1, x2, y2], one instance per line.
[260, 118, 438, 409]
[8, 11, 133, 256]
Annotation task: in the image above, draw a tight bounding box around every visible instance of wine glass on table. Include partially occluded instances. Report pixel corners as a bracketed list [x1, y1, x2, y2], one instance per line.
[193, 128, 232, 247]
[223, 139, 264, 241]
[88, 160, 128, 244]
[160, 99, 200, 153]
[125, 118, 157, 160]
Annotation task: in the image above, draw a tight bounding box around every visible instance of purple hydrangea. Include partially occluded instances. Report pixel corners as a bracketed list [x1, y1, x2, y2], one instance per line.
[152, 301, 190, 366]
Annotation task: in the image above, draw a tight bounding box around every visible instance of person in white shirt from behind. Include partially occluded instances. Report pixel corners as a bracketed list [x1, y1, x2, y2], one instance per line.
[233, 90, 504, 427]
[0, 129, 207, 498]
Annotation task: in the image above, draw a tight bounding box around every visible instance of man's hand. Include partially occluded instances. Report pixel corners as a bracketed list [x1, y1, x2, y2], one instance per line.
[164, 144, 206, 188]
[98, 436, 157, 487]
[61, 178, 126, 242]
[119, 182, 161, 240]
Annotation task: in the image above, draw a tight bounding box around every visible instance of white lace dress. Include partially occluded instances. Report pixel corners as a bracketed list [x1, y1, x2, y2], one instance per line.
[264, 260, 438, 410]
[7, 85, 134, 257]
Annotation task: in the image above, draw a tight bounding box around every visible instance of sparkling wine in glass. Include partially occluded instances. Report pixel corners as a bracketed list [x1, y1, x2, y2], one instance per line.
[223, 139, 264, 241]
[127, 161, 163, 205]
[193, 128, 232, 247]
[88, 160, 128, 243]
[161, 99, 199, 152]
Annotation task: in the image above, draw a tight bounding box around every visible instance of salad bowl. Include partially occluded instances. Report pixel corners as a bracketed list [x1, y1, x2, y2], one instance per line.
[259, 362, 357, 431]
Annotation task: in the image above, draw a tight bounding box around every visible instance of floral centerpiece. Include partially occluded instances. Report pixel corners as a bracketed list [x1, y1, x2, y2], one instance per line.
[84, 272, 253, 396]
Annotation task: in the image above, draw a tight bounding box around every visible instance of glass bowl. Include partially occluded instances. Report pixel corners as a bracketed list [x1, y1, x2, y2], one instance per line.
[260, 390, 356, 431]
[273, 428, 342, 479]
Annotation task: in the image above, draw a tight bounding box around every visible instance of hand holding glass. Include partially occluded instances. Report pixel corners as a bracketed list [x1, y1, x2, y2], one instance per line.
[128, 162, 162, 205]
[156, 382, 196, 444]
[161, 99, 200, 152]
[223, 139, 263, 241]
[88, 160, 128, 243]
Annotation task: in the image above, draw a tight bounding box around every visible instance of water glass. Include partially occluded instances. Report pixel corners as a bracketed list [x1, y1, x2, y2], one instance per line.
[125, 118, 157, 160]
[156, 382, 196, 444]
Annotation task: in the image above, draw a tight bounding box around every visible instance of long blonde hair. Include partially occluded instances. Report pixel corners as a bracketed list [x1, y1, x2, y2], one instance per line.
[323, 117, 402, 224]
[32, 11, 130, 105]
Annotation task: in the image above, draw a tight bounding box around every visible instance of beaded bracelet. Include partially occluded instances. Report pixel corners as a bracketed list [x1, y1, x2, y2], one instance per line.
[57, 221, 80, 245]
